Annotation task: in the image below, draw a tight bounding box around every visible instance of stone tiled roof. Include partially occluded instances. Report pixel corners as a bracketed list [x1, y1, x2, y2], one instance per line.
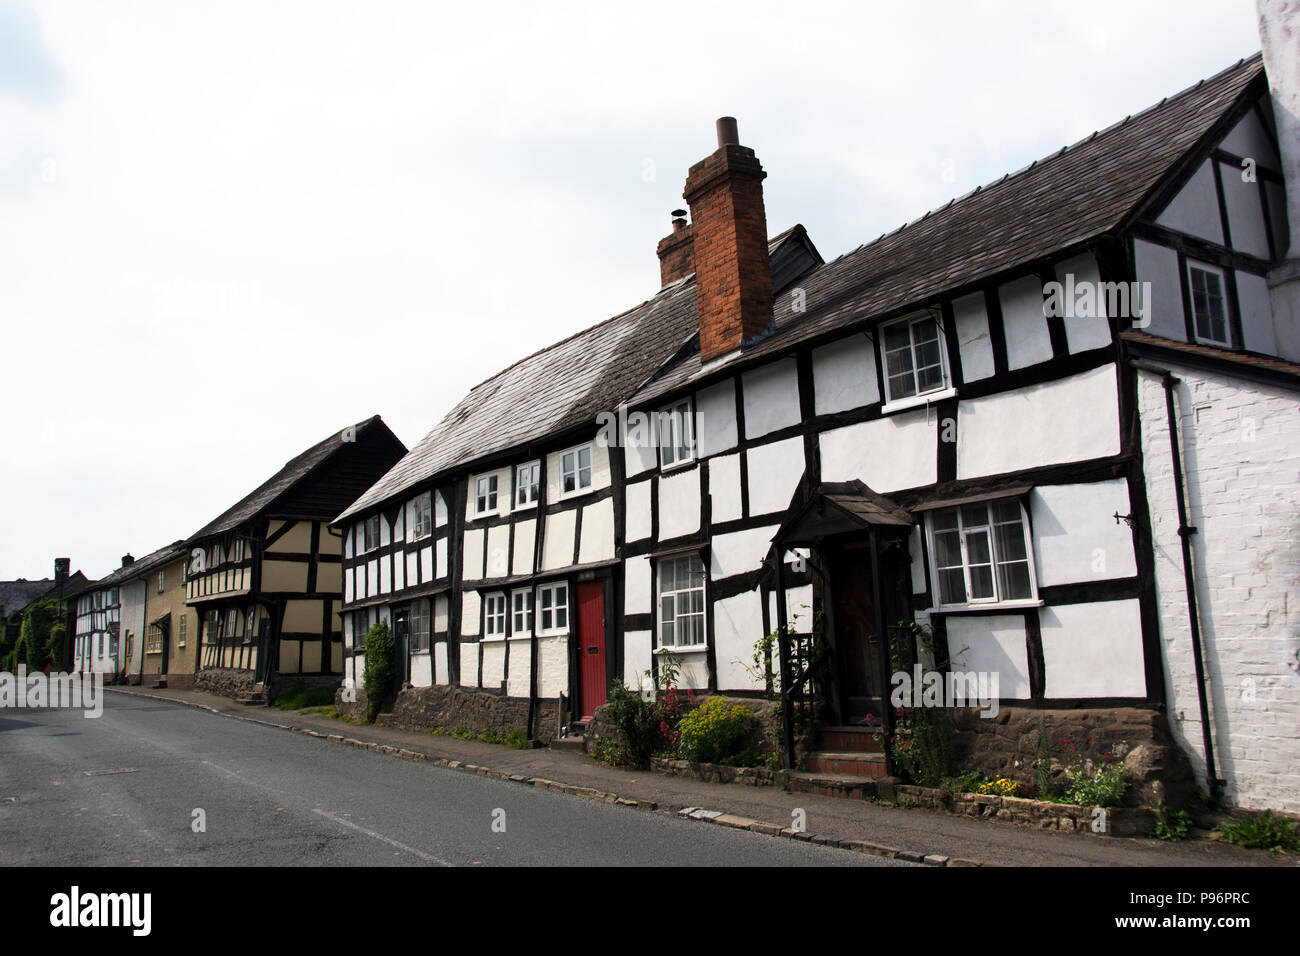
[629, 54, 1266, 407]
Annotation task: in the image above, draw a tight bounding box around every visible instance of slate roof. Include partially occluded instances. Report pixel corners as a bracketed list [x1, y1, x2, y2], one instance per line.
[0, 579, 53, 615]
[630, 54, 1266, 407]
[93, 540, 188, 589]
[336, 230, 817, 522]
[193, 416, 395, 540]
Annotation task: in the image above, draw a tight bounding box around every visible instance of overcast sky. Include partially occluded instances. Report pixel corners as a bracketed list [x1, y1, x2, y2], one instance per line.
[0, 0, 1266, 582]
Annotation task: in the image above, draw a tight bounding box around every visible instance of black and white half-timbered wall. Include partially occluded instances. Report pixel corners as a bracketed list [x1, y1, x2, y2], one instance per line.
[183, 416, 406, 698]
[332, 46, 1298, 810]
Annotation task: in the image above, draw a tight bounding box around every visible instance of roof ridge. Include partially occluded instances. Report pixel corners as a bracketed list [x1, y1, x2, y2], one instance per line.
[818, 52, 1262, 272]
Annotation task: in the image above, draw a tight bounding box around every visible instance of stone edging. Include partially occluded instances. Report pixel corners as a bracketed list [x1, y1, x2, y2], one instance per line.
[650, 757, 778, 787]
[103, 688, 982, 867]
[892, 783, 1154, 837]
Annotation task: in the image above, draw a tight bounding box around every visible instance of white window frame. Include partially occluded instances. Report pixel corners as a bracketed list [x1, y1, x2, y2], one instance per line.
[409, 599, 431, 652]
[412, 492, 433, 540]
[483, 591, 507, 640]
[178, 614, 187, 648]
[475, 474, 499, 516]
[879, 313, 953, 410]
[511, 588, 534, 637]
[925, 497, 1040, 611]
[656, 554, 707, 650]
[536, 582, 570, 635]
[352, 608, 371, 651]
[357, 516, 380, 555]
[515, 462, 541, 508]
[1186, 260, 1231, 347]
[157, 570, 165, 593]
[657, 400, 696, 471]
[558, 444, 594, 500]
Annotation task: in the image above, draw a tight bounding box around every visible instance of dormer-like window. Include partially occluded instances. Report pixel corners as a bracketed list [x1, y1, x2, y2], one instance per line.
[476, 475, 499, 515]
[880, 314, 949, 404]
[515, 462, 540, 507]
[658, 400, 695, 470]
[1187, 261, 1230, 347]
[559, 444, 593, 498]
[412, 492, 433, 539]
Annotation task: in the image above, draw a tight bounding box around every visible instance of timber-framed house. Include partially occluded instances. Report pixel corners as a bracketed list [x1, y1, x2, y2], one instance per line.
[185, 416, 406, 699]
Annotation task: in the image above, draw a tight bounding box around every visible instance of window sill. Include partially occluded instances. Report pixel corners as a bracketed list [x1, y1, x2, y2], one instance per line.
[881, 386, 957, 416]
[556, 486, 595, 503]
[927, 599, 1044, 614]
[659, 457, 696, 475]
[536, 629, 569, 638]
[655, 644, 708, 655]
[481, 635, 507, 644]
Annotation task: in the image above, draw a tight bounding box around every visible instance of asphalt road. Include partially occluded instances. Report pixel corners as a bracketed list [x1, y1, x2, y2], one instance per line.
[0, 693, 908, 867]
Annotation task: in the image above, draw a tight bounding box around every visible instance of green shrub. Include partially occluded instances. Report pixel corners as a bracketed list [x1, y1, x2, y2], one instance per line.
[1216, 811, 1300, 851]
[361, 622, 395, 723]
[45, 624, 66, 672]
[890, 706, 957, 787]
[600, 680, 661, 769]
[677, 696, 753, 765]
[272, 682, 338, 711]
[1062, 761, 1129, 808]
[1149, 801, 1192, 841]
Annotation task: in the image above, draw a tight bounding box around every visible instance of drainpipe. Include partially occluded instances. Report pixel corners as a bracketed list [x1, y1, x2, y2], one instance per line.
[1132, 359, 1220, 801]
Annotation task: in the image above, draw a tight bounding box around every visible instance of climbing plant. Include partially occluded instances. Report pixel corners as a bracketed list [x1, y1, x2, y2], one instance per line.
[361, 621, 395, 723]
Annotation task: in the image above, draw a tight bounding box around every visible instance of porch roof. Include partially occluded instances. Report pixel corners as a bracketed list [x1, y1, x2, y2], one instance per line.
[774, 480, 913, 548]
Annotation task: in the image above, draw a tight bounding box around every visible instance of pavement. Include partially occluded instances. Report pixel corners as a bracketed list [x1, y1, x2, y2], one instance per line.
[105, 684, 1294, 867]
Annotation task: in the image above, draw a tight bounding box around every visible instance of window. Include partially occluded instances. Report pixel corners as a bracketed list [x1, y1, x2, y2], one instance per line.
[234, 537, 246, 562]
[247, 609, 256, 641]
[178, 615, 187, 648]
[929, 498, 1036, 607]
[146, 624, 163, 654]
[412, 492, 433, 539]
[560, 444, 593, 497]
[515, 463, 540, 507]
[658, 400, 695, 469]
[410, 600, 430, 652]
[226, 609, 238, 640]
[476, 475, 499, 515]
[881, 314, 948, 403]
[357, 516, 380, 554]
[511, 588, 534, 636]
[353, 608, 371, 651]
[657, 555, 706, 648]
[537, 583, 569, 635]
[484, 592, 507, 638]
[1187, 262, 1230, 346]
[157, 570, 165, 594]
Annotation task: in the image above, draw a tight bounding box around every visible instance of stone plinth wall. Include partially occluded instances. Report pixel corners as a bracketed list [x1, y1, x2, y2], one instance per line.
[950, 705, 1200, 808]
[651, 758, 777, 787]
[895, 785, 1154, 837]
[334, 684, 560, 743]
[196, 668, 258, 700]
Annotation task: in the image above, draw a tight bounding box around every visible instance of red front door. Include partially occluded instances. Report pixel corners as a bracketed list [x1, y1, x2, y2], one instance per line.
[577, 580, 607, 719]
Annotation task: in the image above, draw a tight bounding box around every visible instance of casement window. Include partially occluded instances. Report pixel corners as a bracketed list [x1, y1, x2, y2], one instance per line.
[880, 314, 949, 403]
[146, 624, 163, 655]
[536, 583, 569, 635]
[226, 609, 238, 640]
[412, 492, 433, 539]
[234, 538, 246, 562]
[178, 615, 187, 648]
[559, 444, 593, 497]
[511, 588, 535, 636]
[515, 462, 541, 508]
[658, 400, 695, 470]
[1187, 261, 1230, 347]
[410, 600, 430, 652]
[929, 498, 1037, 608]
[353, 608, 371, 651]
[484, 592, 507, 638]
[657, 554, 706, 649]
[157, 570, 165, 593]
[476, 475, 499, 515]
[356, 516, 381, 554]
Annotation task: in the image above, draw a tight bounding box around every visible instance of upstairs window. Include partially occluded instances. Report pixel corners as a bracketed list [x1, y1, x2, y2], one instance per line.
[658, 400, 695, 470]
[516, 462, 540, 507]
[412, 492, 433, 539]
[511, 588, 534, 636]
[1187, 262, 1229, 347]
[929, 498, 1036, 608]
[657, 555, 706, 649]
[410, 599, 430, 652]
[476, 475, 499, 515]
[560, 445, 593, 497]
[357, 516, 381, 554]
[881, 314, 948, 403]
[157, 570, 165, 594]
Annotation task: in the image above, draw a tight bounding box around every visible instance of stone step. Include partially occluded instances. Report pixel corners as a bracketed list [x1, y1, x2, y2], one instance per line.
[550, 736, 586, 753]
[788, 771, 885, 801]
[806, 751, 888, 777]
[816, 726, 885, 753]
[151, 680, 168, 689]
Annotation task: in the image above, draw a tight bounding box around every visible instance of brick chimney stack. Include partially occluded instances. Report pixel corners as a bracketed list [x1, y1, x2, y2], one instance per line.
[120, 554, 135, 568]
[656, 210, 694, 286]
[54, 558, 69, 587]
[684, 117, 774, 363]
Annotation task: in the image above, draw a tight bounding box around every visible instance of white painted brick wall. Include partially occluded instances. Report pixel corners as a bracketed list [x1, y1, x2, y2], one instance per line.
[1138, 365, 1300, 812]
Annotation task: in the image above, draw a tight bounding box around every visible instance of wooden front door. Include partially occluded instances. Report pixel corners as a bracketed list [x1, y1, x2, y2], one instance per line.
[832, 546, 887, 725]
[576, 581, 607, 720]
[392, 607, 410, 689]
